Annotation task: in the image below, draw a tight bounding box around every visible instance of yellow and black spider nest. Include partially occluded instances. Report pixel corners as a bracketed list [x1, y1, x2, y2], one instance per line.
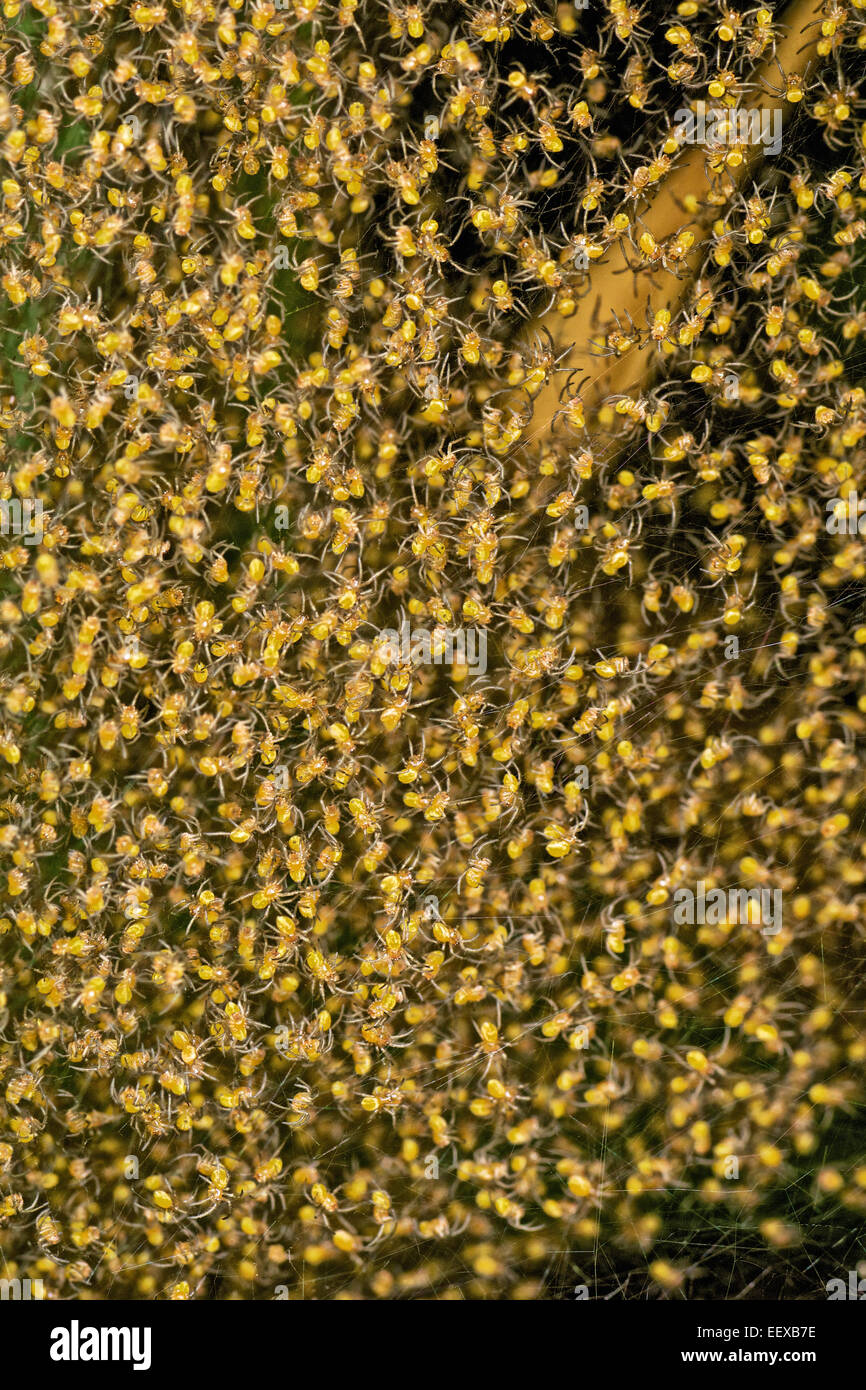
[0, 0, 865, 1300]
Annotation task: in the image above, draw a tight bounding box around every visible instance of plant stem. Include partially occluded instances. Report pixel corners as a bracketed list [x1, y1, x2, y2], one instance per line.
[528, 0, 828, 444]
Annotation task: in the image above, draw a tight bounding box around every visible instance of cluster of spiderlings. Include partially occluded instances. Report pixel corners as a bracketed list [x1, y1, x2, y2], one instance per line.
[1, 0, 866, 1301]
